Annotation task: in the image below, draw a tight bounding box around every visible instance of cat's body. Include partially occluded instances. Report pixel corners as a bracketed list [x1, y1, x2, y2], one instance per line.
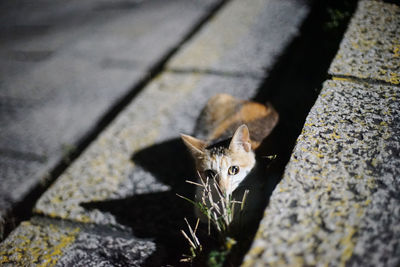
[193, 93, 278, 150]
[181, 94, 278, 221]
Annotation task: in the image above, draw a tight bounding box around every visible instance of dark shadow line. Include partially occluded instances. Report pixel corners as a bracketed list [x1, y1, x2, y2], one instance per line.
[166, 67, 263, 80]
[0, 149, 47, 163]
[329, 74, 400, 88]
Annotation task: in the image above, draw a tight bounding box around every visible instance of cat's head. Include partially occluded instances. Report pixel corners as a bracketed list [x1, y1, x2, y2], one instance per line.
[181, 124, 255, 196]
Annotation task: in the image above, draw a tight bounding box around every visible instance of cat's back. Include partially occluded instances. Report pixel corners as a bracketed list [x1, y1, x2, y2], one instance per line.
[194, 94, 279, 149]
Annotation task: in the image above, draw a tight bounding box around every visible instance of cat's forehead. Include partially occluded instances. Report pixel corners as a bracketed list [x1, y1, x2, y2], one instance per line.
[202, 150, 230, 170]
[202, 146, 254, 169]
[207, 146, 228, 156]
[204, 138, 230, 156]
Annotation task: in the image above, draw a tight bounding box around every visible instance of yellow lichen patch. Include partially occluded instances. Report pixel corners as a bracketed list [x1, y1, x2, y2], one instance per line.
[339, 227, 358, 267]
[75, 215, 92, 224]
[393, 45, 400, 58]
[330, 132, 341, 139]
[325, 184, 332, 192]
[247, 245, 265, 257]
[290, 255, 305, 266]
[242, 246, 266, 267]
[241, 258, 255, 267]
[378, 69, 387, 75]
[0, 221, 80, 267]
[300, 147, 308, 153]
[371, 158, 378, 167]
[388, 72, 399, 85]
[279, 187, 288, 193]
[332, 76, 352, 83]
[351, 41, 359, 50]
[38, 228, 79, 267]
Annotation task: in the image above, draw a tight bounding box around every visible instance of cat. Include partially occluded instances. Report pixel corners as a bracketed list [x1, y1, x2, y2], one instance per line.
[180, 93, 279, 221]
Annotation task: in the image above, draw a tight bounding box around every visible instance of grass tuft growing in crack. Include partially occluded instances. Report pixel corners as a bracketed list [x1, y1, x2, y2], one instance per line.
[177, 173, 249, 265]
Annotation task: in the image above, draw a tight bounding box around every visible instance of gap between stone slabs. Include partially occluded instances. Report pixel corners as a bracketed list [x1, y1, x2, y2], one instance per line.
[243, 1, 400, 266]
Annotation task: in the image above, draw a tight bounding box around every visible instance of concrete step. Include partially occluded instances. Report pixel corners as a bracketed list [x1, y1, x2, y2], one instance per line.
[243, 1, 400, 266]
[1, 0, 310, 265]
[0, 216, 156, 267]
[0, 0, 222, 234]
[167, 0, 308, 77]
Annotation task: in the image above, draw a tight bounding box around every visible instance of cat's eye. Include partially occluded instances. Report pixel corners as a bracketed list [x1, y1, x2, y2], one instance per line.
[228, 166, 240, 175]
[204, 169, 217, 179]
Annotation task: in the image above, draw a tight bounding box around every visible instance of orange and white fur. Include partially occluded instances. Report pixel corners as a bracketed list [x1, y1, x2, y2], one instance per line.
[180, 94, 278, 219]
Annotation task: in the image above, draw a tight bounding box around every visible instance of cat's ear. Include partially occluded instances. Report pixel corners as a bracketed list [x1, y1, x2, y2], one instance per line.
[229, 124, 251, 152]
[180, 134, 206, 158]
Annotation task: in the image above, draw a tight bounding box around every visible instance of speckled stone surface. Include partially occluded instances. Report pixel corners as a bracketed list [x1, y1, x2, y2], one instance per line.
[55, 231, 155, 267]
[54, 222, 156, 267]
[167, 0, 309, 77]
[329, 0, 400, 85]
[243, 80, 400, 267]
[0, 217, 155, 266]
[34, 72, 260, 224]
[0, 220, 80, 266]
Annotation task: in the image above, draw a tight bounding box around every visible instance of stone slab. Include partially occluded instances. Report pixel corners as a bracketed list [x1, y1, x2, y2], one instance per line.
[329, 0, 400, 85]
[167, 0, 309, 78]
[0, 217, 155, 267]
[243, 80, 400, 267]
[0, 0, 220, 228]
[34, 72, 261, 224]
[55, 230, 155, 267]
[0, 220, 80, 266]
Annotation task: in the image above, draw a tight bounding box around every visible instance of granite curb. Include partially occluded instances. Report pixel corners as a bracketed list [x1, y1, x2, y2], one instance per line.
[243, 80, 400, 267]
[329, 0, 400, 85]
[244, 1, 400, 266]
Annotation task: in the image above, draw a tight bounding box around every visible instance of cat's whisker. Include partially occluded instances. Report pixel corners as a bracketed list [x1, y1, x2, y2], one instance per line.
[185, 180, 203, 187]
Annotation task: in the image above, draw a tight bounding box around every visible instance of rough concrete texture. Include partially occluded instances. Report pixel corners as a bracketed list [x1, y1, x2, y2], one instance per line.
[55, 231, 155, 267]
[0, 220, 80, 266]
[167, 0, 309, 78]
[329, 0, 400, 85]
[0, 217, 155, 266]
[243, 80, 400, 267]
[34, 72, 260, 224]
[0, 0, 220, 226]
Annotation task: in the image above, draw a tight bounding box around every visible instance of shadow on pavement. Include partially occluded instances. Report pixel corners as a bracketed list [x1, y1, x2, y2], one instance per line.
[81, 132, 282, 266]
[83, 138, 198, 266]
[81, 0, 357, 264]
